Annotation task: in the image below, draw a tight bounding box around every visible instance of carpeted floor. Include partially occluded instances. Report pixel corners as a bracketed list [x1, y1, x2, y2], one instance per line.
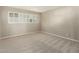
[0, 32, 79, 53]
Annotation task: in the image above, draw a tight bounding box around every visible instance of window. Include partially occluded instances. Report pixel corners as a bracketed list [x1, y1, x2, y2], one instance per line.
[9, 13, 13, 17]
[14, 13, 18, 17]
[8, 11, 39, 24]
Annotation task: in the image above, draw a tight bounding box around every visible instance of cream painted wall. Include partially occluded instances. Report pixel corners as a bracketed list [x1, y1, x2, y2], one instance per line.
[1, 6, 79, 41]
[41, 7, 76, 39]
[0, 8, 2, 37]
[0, 7, 40, 37]
[73, 7, 79, 40]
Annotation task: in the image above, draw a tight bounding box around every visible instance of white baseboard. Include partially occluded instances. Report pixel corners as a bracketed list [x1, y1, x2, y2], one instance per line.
[1, 31, 79, 43]
[41, 31, 79, 43]
[0, 31, 40, 40]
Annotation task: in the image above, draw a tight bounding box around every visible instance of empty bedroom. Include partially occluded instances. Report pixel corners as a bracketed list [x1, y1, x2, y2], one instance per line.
[0, 6, 79, 53]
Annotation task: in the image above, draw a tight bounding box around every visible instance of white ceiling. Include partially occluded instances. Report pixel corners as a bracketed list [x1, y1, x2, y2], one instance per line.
[10, 6, 61, 13]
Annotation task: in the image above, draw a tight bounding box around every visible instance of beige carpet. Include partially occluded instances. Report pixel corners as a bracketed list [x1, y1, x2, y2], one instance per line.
[0, 32, 79, 53]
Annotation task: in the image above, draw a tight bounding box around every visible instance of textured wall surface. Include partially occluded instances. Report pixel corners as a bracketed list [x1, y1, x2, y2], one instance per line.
[0, 7, 2, 37]
[73, 7, 79, 40]
[0, 7, 41, 37]
[41, 7, 76, 39]
[1, 6, 79, 41]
